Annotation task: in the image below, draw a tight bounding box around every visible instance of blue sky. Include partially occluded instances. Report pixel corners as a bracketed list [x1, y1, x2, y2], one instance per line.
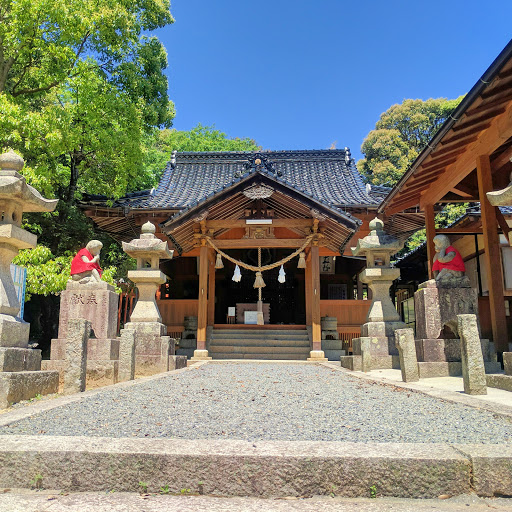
[156, 1, 512, 161]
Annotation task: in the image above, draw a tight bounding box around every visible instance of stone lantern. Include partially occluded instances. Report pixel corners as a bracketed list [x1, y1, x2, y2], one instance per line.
[341, 218, 406, 371]
[0, 150, 59, 406]
[121, 221, 178, 376]
[122, 221, 173, 323]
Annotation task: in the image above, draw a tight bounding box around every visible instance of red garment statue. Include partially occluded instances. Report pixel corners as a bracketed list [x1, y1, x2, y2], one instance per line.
[432, 245, 465, 273]
[70, 248, 102, 277]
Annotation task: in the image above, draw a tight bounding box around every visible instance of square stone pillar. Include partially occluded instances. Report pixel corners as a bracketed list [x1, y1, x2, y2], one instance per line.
[63, 318, 91, 394]
[458, 314, 487, 395]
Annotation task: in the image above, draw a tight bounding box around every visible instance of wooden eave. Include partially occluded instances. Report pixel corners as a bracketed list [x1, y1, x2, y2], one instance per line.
[160, 173, 361, 255]
[379, 40, 512, 217]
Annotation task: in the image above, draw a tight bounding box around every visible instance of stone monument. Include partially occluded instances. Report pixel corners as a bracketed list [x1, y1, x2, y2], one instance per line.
[340, 218, 405, 371]
[0, 150, 59, 407]
[413, 234, 500, 378]
[121, 222, 186, 376]
[44, 241, 120, 388]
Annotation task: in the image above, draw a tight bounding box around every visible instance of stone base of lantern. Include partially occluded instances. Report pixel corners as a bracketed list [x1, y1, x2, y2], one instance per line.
[0, 315, 30, 348]
[0, 347, 41, 371]
[43, 337, 120, 389]
[0, 370, 59, 409]
[122, 321, 174, 377]
[340, 354, 400, 371]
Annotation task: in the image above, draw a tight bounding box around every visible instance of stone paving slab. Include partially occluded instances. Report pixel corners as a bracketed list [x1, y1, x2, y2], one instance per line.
[0, 436, 471, 498]
[0, 491, 511, 512]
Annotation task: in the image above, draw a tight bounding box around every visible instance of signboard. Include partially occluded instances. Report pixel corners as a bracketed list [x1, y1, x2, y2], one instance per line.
[228, 306, 236, 317]
[320, 256, 335, 274]
[244, 311, 258, 324]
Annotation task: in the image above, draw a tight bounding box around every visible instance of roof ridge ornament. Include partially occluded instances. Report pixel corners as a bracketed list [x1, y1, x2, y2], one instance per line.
[243, 183, 274, 199]
[235, 153, 282, 179]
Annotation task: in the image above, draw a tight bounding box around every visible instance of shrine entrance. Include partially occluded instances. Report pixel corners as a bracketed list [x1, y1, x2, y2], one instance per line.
[214, 249, 305, 325]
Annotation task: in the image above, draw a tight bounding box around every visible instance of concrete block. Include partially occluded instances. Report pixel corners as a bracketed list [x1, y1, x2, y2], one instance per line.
[168, 355, 187, 371]
[504, 352, 512, 376]
[455, 444, 512, 497]
[85, 360, 118, 388]
[0, 347, 41, 372]
[118, 329, 135, 382]
[486, 374, 512, 392]
[63, 318, 90, 394]
[395, 328, 419, 382]
[458, 314, 487, 395]
[0, 371, 59, 408]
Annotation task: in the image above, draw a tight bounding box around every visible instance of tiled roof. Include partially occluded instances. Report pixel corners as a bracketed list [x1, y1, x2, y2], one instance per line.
[113, 149, 384, 210]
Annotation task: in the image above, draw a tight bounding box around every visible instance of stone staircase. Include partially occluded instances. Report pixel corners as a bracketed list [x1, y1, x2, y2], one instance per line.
[208, 328, 311, 360]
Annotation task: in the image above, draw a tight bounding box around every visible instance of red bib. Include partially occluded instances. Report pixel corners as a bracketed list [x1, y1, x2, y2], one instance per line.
[70, 248, 102, 277]
[432, 246, 465, 272]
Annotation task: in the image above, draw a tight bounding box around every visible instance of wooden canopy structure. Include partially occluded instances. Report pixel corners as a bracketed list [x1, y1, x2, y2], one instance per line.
[379, 39, 512, 353]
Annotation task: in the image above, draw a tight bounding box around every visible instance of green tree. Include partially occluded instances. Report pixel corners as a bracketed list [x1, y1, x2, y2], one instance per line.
[143, 124, 260, 183]
[357, 97, 463, 186]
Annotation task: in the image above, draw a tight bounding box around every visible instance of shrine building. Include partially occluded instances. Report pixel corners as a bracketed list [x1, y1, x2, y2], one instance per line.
[82, 149, 422, 360]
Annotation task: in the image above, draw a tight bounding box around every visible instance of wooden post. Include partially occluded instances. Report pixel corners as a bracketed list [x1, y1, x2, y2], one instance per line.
[192, 242, 212, 359]
[307, 243, 326, 360]
[476, 154, 508, 353]
[424, 203, 436, 280]
[305, 249, 312, 325]
[207, 249, 215, 326]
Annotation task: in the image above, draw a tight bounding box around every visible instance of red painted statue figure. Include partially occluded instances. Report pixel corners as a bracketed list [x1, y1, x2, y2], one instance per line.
[432, 234, 465, 283]
[70, 240, 103, 284]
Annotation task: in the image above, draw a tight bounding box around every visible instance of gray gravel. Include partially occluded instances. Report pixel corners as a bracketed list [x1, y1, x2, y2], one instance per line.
[2, 362, 512, 443]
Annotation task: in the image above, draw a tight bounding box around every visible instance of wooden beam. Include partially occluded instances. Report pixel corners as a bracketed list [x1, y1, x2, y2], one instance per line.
[205, 219, 313, 229]
[476, 154, 508, 352]
[310, 244, 321, 349]
[385, 197, 423, 216]
[436, 227, 483, 234]
[495, 207, 511, 241]
[440, 123, 493, 146]
[450, 183, 475, 198]
[452, 108, 506, 132]
[213, 238, 309, 249]
[196, 244, 209, 348]
[491, 144, 512, 171]
[420, 106, 512, 208]
[424, 204, 436, 280]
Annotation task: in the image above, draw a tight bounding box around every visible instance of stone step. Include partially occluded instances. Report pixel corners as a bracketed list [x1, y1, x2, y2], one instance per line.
[209, 352, 309, 360]
[210, 338, 310, 348]
[0, 435, 499, 498]
[211, 331, 309, 339]
[209, 345, 310, 355]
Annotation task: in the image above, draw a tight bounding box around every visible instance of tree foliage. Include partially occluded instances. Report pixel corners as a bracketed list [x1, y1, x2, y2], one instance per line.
[143, 124, 260, 184]
[357, 97, 463, 186]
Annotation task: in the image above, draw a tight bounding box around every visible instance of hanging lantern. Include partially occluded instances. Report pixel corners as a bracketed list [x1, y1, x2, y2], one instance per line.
[232, 264, 241, 282]
[253, 271, 266, 288]
[215, 253, 224, 269]
[278, 264, 286, 283]
[297, 252, 306, 268]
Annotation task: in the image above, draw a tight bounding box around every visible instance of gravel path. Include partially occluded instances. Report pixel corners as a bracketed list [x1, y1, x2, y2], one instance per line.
[2, 362, 512, 443]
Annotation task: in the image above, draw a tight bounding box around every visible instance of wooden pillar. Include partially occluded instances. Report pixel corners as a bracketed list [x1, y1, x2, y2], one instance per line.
[193, 242, 210, 359]
[424, 203, 436, 280]
[305, 249, 312, 325]
[307, 243, 326, 360]
[207, 249, 215, 326]
[311, 244, 321, 348]
[476, 155, 508, 352]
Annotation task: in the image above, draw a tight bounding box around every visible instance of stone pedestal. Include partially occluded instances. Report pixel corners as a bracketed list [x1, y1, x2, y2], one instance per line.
[58, 281, 118, 339]
[46, 281, 120, 389]
[122, 321, 174, 377]
[414, 279, 478, 340]
[0, 150, 59, 407]
[413, 279, 500, 378]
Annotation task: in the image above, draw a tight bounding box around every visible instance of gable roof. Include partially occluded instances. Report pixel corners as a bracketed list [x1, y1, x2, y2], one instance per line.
[114, 149, 386, 211]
